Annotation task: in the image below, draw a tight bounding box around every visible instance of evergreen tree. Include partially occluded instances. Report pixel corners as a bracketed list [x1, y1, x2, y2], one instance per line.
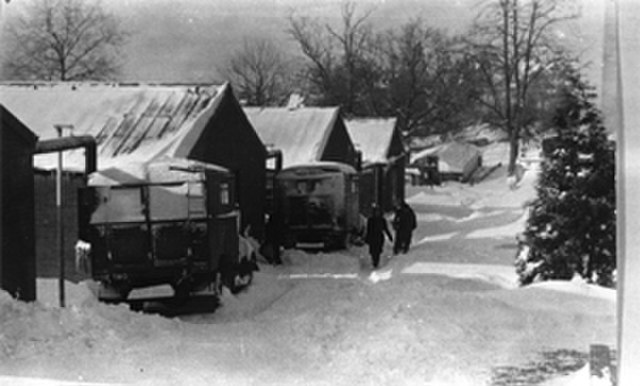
[516, 69, 616, 287]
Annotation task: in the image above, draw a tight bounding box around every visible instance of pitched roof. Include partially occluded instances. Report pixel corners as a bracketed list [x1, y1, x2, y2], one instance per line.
[411, 141, 481, 173]
[345, 118, 399, 165]
[0, 104, 38, 145]
[243, 107, 339, 168]
[0, 82, 228, 171]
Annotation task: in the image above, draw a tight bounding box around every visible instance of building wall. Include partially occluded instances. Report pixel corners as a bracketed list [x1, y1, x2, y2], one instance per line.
[1, 120, 36, 300]
[34, 172, 88, 283]
[189, 88, 267, 239]
[320, 118, 359, 169]
[358, 128, 406, 215]
[359, 160, 405, 216]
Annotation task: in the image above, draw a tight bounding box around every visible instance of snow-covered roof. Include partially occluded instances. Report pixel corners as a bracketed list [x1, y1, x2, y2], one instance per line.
[0, 82, 228, 172]
[454, 122, 508, 143]
[243, 106, 340, 168]
[345, 117, 399, 165]
[411, 141, 481, 173]
[0, 104, 38, 145]
[279, 161, 357, 175]
[89, 156, 230, 186]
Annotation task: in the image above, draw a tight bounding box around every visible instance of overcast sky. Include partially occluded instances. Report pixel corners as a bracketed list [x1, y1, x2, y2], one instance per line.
[1, 0, 606, 89]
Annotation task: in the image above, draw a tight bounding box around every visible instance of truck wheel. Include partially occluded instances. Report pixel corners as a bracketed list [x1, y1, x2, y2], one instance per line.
[172, 282, 192, 306]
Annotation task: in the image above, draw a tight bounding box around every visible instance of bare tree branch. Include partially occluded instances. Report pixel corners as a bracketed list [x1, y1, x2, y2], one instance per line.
[2, 0, 127, 81]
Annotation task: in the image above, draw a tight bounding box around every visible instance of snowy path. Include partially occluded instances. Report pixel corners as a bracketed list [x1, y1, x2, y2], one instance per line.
[0, 162, 616, 386]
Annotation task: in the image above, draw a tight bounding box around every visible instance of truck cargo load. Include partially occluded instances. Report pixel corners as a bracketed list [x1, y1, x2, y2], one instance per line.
[77, 157, 256, 304]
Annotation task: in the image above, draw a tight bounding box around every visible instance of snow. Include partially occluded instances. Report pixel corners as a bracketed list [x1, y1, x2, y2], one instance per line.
[542, 364, 614, 386]
[0, 143, 616, 385]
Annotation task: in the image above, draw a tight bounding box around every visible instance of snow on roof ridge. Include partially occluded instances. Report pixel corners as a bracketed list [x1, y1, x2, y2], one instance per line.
[0, 81, 224, 95]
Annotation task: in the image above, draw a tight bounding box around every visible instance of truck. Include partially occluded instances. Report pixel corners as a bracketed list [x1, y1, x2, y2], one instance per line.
[76, 157, 257, 305]
[275, 162, 361, 250]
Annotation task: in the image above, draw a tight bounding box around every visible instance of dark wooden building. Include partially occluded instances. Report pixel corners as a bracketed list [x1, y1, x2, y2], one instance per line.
[0, 105, 38, 301]
[0, 83, 266, 282]
[346, 118, 406, 215]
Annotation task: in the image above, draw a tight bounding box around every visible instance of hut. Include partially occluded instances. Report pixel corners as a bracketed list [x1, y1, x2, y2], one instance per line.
[0, 83, 266, 281]
[346, 118, 406, 215]
[410, 141, 482, 183]
[0, 105, 38, 301]
[244, 106, 359, 170]
[244, 106, 359, 215]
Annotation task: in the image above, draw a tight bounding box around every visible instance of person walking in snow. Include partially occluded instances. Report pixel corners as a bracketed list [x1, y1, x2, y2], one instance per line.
[392, 201, 417, 254]
[365, 204, 393, 269]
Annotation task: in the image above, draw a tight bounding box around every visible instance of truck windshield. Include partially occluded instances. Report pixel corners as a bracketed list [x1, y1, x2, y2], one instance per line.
[90, 187, 145, 224]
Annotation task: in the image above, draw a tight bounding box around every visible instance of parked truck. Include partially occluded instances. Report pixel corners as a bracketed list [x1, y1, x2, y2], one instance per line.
[275, 162, 361, 250]
[76, 157, 257, 305]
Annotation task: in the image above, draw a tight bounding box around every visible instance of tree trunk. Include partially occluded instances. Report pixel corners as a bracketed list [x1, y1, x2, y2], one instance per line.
[508, 127, 519, 175]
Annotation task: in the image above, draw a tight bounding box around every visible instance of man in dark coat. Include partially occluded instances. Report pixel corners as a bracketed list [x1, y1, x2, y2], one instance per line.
[392, 201, 417, 254]
[365, 204, 393, 268]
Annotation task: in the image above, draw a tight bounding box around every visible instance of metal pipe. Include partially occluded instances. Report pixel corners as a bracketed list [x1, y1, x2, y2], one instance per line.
[34, 135, 97, 174]
[267, 149, 283, 172]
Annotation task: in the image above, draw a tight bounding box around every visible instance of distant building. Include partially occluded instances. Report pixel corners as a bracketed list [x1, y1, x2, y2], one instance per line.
[411, 141, 482, 183]
[0, 104, 37, 300]
[346, 118, 406, 214]
[0, 83, 266, 280]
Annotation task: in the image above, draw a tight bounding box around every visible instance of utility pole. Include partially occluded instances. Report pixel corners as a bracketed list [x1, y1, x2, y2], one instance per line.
[54, 124, 73, 308]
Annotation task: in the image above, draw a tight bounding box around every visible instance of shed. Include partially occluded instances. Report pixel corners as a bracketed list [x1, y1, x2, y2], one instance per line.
[346, 118, 406, 214]
[411, 141, 482, 182]
[244, 106, 359, 169]
[0, 83, 266, 281]
[0, 104, 38, 301]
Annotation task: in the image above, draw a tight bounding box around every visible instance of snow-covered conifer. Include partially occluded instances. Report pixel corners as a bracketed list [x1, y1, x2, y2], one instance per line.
[516, 67, 616, 287]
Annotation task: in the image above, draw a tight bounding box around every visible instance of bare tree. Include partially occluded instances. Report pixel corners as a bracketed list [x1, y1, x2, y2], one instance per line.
[220, 37, 294, 107]
[467, 0, 577, 173]
[379, 20, 482, 138]
[2, 0, 127, 81]
[288, 2, 378, 115]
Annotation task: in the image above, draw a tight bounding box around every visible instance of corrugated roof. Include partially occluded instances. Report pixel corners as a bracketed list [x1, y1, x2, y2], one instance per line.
[345, 118, 397, 165]
[244, 107, 339, 168]
[0, 83, 227, 171]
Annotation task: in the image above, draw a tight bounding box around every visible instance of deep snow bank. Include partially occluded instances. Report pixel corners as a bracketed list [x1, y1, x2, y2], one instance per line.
[0, 281, 182, 383]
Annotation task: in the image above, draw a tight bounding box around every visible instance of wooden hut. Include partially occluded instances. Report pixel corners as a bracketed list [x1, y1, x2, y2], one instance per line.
[346, 118, 406, 215]
[411, 141, 482, 183]
[0, 105, 38, 300]
[0, 83, 266, 281]
[244, 106, 359, 170]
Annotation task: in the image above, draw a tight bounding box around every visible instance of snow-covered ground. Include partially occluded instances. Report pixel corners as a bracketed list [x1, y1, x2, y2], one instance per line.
[0, 143, 616, 385]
